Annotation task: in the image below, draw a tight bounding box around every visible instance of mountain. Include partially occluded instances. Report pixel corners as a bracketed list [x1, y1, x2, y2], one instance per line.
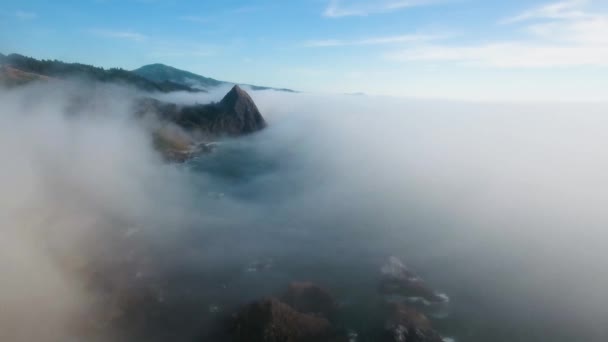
[133, 63, 225, 89]
[0, 53, 295, 93]
[216, 84, 267, 133]
[137, 85, 267, 161]
[133, 63, 296, 93]
[0, 53, 197, 92]
[138, 85, 266, 136]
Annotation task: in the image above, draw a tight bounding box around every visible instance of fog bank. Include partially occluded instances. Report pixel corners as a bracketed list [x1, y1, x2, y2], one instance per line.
[0, 82, 201, 341]
[1, 81, 607, 341]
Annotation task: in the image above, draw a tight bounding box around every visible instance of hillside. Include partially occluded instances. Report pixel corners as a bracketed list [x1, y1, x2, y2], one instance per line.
[0, 53, 197, 92]
[133, 63, 225, 89]
[134, 63, 296, 93]
[0, 65, 52, 86]
[0, 53, 295, 93]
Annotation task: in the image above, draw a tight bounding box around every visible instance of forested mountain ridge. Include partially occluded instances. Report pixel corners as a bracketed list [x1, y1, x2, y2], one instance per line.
[0, 53, 197, 92]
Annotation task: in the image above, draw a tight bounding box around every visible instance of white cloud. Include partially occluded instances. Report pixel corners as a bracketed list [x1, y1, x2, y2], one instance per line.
[303, 33, 446, 47]
[90, 29, 148, 42]
[526, 14, 608, 44]
[389, 0, 608, 68]
[14, 10, 37, 20]
[323, 0, 438, 18]
[501, 0, 590, 24]
[388, 42, 608, 67]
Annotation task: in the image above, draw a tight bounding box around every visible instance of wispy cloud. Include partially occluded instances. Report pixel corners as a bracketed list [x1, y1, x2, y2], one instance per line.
[388, 0, 608, 68]
[501, 0, 590, 24]
[303, 33, 446, 47]
[14, 10, 37, 20]
[323, 0, 438, 18]
[526, 15, 608, 44]
[387, 42, 608, 67]
[90, 29, 148, 42]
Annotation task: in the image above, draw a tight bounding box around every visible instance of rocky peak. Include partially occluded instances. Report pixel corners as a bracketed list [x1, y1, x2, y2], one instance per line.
[220, 85, 249, 106]
[218, 85, 267, 133]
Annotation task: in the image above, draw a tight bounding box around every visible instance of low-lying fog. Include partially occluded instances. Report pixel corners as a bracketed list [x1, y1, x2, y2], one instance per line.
[1, 81, 607, 342]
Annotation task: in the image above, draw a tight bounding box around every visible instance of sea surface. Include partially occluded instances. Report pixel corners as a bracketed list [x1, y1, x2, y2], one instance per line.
[132, 120, 607, 342]
[105, 96, 608, 342]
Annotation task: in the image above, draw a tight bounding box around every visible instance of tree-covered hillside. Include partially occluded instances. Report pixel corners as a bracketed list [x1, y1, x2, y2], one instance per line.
[0, 53, 198, 92]
[133, 63, 225, 89]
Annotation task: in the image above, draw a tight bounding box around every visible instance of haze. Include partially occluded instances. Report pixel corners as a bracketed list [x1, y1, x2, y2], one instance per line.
[1, 81, 607, 341]
[2, 0, 608, 341]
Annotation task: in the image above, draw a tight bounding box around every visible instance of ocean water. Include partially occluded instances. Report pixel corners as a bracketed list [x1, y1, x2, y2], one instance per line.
[133, 107, 608, 342]
[51, 93, 603, 342]
[3, 85, 607, 342]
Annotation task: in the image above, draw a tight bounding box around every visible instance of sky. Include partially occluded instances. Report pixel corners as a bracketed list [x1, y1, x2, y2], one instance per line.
[1, 0, 608, 101]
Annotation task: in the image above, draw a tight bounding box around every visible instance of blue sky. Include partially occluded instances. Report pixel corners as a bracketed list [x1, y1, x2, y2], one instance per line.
[1, 0, 608, 101]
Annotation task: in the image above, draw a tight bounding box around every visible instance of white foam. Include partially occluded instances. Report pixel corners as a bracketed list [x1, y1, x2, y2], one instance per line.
[347, 329, 358, 342]
[436, 292, 450, 303]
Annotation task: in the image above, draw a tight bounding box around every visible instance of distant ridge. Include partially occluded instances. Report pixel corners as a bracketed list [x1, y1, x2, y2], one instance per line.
[0, 52, 296, 93]
[133, 63, 296, 93]
[133, 63, 224, 89]
[0, 53, 196, 92]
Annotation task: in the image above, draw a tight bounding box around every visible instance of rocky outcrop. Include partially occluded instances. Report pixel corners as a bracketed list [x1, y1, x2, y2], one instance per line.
[230, 298, 346, 342]
[227, 277, 446, 342]
[136, 85, 266, 161]
[282, 282, 337, 318]
[140, 85, 266, 136]
[374, 257, 449, 341]
[379, 257, 448, 305]
[379, 303, 444, 342]
[228, 282, 348, 342]
[216, 85, 267, 134]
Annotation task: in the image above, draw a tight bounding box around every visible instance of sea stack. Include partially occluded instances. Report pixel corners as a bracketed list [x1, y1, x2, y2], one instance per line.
[217, 85, 267, 134]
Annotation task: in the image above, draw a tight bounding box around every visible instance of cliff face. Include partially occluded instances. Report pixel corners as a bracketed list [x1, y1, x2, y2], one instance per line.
[216, 85, 267, 134]
[136, 85, 267, 161]
[142, 85, 266, 136]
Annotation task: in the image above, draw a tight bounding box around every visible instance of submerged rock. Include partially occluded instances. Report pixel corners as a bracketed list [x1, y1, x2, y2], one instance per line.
[230, 298, 346, 342]
[380, 303, 443, 342]
[228, 282, 347, 342]
[282, 282, 337, 318]
[379, 257, 448, 305]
